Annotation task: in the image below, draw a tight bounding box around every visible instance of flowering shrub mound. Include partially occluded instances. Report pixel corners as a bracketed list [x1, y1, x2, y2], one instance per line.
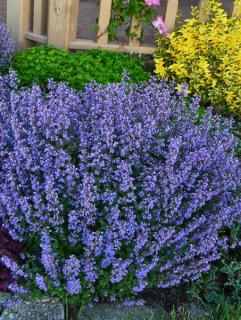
[0, 72, 240, 304]
[154, 0, 241, 118]
[0, 24, 14, 69]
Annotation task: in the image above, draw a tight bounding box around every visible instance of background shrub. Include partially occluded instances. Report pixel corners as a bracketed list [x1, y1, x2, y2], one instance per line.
[0, 24, 14, 69]
[0, 72, 240, 305]
[154, 0, 241, 119]
[9, 46, 150, 90]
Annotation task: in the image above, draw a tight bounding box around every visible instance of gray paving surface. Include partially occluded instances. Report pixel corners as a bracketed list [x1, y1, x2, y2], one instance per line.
[78, 303, 164, 320]
[0, 0, 6, 24]
[0, 0, 234, 46]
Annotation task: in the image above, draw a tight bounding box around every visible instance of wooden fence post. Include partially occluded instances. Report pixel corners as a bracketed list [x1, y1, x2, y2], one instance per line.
[198, 0, 210, 22]
[233, 0, 241, 17]
[7, 0, 32, 51]
[165, 0, 179, 32]
[33, 0, 48, 35]
[97, 0, 112, 45]
[48, 0, 79, 49]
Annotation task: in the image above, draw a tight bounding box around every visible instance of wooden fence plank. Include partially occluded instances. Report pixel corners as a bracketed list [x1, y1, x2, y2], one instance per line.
[7, 0, 32, 51]
[233, 0, 241, 17]
[68, 0, 79, 43]
[129, 16, 142, 47]
[69, 39, 155, 54]
[165, 0, 178, 32]
[33, 0, 48, 35]
[199, 0, 210, 22]
[48, 0, 79, 48]
[98, 0, 112, 45]
[25, 32, 48, 44]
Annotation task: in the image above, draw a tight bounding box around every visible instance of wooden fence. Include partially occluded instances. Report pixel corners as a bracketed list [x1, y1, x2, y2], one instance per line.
[7, 0, 240, 54]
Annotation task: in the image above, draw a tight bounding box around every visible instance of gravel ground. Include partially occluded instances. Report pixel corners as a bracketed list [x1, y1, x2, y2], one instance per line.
[0, 294, 64, 320]
[0, 291, 208, 320]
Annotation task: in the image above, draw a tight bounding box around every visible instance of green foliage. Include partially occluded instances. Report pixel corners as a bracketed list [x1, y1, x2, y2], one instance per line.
[188, 258, 241, 307]
[10, 46, 150, 90]
[187, 223, 241, 319]
[97, 0, 157, 41]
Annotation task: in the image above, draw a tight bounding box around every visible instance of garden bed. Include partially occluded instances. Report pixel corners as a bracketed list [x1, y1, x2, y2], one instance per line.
[0, 1, 241, 319]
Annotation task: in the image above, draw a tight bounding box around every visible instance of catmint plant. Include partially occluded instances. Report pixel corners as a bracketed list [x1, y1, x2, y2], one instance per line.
[0, 71, 240, 304]
[0, 24, 14, 68]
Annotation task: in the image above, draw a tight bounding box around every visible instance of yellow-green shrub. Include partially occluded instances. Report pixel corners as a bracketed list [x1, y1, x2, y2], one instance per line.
[154, 0, 241, 118]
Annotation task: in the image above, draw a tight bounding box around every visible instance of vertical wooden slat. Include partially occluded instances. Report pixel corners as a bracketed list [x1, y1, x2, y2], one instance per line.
[33, 0, 48, 35]
[199, 0, 210, 22]
[7, 0, 32, 51]
[68, 0, 79, 43]
[98, 0, 112, 45]
[48, 0, 79, 48]
[233, 0, 241, 17]
[129, 16, 142, 47]
[165, 0, 178, 32]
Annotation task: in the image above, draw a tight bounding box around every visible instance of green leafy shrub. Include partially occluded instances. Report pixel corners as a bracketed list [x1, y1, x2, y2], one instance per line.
[9, 46, 150, 90]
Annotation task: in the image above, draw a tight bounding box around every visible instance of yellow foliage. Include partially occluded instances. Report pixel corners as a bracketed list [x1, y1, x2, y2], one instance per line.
[154, 0, 241, 118]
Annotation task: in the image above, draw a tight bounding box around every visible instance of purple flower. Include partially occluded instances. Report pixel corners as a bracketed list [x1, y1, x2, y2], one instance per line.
[63, 255, 81, 279]
[35, 274, 47, 292]
[0, 24, 15, 67]
[1, 256, 28, 279]
[40, 233, 59, 281]
[8, 283, 27, 295]
[66, 279, 81, 295]
[63, 255, 81, 294]
[122, 299, 145, 306]
[0, 74, 240, 303]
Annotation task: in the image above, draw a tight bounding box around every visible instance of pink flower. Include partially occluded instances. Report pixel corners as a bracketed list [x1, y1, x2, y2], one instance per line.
[144, 0, 160, 6]
[152, 15, 169, 36]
